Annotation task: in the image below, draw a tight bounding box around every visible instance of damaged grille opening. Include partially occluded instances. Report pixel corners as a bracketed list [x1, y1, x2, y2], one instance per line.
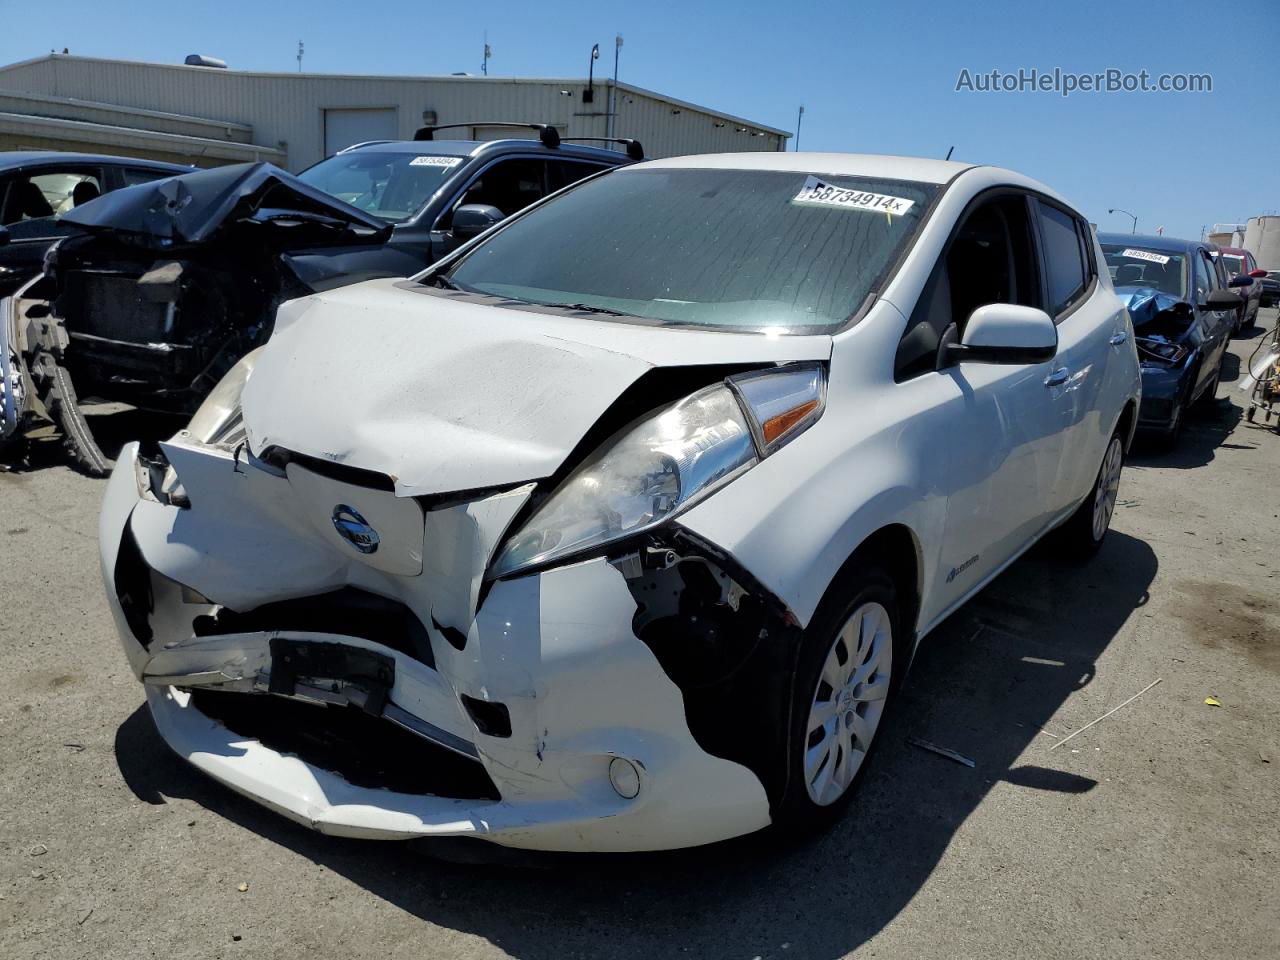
[257, 447, 396, 491]
[115, 522, 155, 648]
[192, 588, 436, 669]
[190, 689, 501, 799]
[460, 695, 512, 738]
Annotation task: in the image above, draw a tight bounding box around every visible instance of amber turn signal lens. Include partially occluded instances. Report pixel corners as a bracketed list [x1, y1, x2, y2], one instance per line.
[761, 398, 819, 444]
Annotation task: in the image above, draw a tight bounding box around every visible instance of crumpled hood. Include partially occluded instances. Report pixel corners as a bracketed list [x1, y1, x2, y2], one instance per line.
[60, 162, 390, 248]
[1117, 286, 1191, 330]
[242, 279, 832, 496]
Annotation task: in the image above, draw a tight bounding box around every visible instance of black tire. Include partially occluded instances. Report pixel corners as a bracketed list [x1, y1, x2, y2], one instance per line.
[1056, 430, 1124, 559]
[48, 363, 112, 477]
[773, 560, 906, 833]
[1196, 364, 1221, 411]
[1160, 397, 1186, 449]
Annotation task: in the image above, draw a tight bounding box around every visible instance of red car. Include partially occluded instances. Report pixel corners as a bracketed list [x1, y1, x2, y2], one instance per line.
[1216, 246, 1267, 331]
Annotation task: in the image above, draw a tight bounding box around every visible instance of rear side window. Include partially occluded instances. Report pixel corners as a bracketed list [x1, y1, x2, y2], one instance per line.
[548, 159, 611, 192]
[122, 167, 178, 187]
[1036, 201, 1088, 316]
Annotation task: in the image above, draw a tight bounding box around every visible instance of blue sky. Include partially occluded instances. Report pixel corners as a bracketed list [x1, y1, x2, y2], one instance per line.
[2, 0, 1276, 241]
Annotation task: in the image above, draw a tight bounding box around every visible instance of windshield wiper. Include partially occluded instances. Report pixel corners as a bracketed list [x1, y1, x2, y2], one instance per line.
[427, 273, 460, 290]
[540, 301, 629, 317]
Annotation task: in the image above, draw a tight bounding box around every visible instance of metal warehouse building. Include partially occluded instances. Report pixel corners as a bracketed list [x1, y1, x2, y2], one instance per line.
[0, 54, 788, 171]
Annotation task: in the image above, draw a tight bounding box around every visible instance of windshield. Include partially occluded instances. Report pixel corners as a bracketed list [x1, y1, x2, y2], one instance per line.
[296, 151, 466, 223]
[1102, 244, 1186, 298]
[441, 168, 938, 333]
[1219, 254, 1245, 275]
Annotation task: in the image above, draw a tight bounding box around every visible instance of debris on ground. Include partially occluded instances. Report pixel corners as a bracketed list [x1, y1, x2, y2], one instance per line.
[907, 736, 976, 768]
[28, 843, 47, 856]
[236, 882, 249, 893]
[77, 908, 94, 925]
[1049, 678, 1163, 751]
[1205, 697, 1222, 707]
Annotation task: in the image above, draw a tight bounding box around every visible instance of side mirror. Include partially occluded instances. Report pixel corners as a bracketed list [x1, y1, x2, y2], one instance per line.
[944, 304, 1058, 366]
[1249, 268, 1268, 278]
[0, 225, 9, 247]
[1228, 274, 1252, 288]
[452, 203, 505, 240]
[1202, 289, 1242, 311]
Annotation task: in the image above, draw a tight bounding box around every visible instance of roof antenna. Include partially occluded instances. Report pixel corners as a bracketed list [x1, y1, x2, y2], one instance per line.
[944, 145, 954, 161]
[297, 40, 304, 73]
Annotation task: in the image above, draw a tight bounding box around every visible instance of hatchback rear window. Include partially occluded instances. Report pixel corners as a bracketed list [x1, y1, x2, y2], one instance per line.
[442, 168, 938, 334]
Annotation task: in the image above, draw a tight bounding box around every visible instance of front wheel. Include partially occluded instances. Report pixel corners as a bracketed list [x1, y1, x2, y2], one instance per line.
[1056, 431, 1124, 558]
[775, 564, 903, 831]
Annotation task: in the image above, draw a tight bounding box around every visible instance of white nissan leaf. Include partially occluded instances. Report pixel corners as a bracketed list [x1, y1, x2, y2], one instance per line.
[99, 153, 1141, 852]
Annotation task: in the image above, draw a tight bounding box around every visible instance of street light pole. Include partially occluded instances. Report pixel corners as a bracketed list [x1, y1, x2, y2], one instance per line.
[586, 43, 599, 103]
[609, 35, 623, 139]
[795, 105, 804, 151]
[1108, 207, 1138, 234]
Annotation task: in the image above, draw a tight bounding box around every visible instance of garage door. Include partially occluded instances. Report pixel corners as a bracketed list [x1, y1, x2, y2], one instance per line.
[324, 108, 398, 156]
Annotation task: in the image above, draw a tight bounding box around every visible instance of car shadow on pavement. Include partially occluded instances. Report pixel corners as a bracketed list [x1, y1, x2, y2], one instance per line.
[1129, 398, 1242, 470]
[113, 531, 1157, 960]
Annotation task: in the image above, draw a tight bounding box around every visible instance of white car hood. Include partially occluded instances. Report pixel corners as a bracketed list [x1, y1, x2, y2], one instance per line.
[242, 278, 832, 496]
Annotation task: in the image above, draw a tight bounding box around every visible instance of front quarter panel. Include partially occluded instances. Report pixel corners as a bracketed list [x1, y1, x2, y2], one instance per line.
[677, 300, 947, 633]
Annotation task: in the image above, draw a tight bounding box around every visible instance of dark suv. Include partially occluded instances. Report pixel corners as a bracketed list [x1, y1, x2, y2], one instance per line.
[296, 124, 637, 263]
[0, 152, 189, 297]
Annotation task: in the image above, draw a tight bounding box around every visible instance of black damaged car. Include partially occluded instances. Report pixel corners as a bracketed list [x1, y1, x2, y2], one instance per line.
[2, 126, 636, 473]
[1099, 233, 1243, 445]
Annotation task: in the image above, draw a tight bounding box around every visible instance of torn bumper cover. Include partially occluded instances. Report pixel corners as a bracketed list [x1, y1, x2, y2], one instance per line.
[100, 439, 776, 852]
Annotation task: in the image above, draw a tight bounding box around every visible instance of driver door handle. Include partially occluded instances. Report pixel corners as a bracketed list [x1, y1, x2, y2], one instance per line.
[1109, 331, 1128, 345]
[1044, 367, 1071, 387]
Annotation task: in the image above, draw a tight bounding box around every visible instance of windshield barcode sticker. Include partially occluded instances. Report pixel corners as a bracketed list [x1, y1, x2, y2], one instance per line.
[791, 176, 914, 215]
[410, 156, 463, 167]
[1121, 248, 1170, 265]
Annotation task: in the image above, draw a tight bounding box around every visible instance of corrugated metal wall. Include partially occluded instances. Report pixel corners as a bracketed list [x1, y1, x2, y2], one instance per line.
[0, 56, 786, 170]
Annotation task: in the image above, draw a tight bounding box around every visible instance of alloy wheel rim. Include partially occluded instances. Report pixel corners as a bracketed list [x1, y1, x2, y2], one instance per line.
[1091, 437, 1123, 541]
[804, 601, 893, 806]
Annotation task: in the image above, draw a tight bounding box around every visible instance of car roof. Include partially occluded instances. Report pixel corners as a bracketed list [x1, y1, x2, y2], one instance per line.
[630, 152, 979, 185]
[341, 138, 629, 163]
[1097, 232, 1209, 254]
[0, 151, 190, 174]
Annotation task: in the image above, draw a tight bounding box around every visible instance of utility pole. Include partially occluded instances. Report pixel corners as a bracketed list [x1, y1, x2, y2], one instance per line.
[296, 41, 304, 73]
[795, 105, 804, 151]
[608, 34, 623, 139]
[482, 32, 491, 76]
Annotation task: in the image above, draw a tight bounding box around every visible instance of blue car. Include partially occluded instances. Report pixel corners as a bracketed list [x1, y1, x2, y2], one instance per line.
[1098, 233, 1244, 443]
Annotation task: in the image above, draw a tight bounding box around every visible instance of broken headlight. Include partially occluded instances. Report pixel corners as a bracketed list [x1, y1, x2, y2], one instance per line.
[186, 346, 263, 446]
[1135, 336, 1189, 366]
[490, 364, 826, 578]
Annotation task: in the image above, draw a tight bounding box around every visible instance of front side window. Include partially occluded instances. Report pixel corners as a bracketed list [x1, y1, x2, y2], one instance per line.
[1193, 252, 1214, 302]
[1037, 202, 1087, 315]
[296, 151, 468, 222]
[1101, 245, 1187, 298]
[442, 168, 938, 334]
[1, 170, 102, 227]
[444, 157, 551, 226]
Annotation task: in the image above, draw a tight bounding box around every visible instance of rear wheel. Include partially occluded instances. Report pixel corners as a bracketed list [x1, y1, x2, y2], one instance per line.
[1057, 432, 1123, 558]
[775, 563, 903, 830]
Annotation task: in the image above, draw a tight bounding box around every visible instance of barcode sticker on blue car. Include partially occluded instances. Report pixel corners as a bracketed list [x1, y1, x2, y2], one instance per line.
[1121, 248, 1170, 265]
[791, 176, 914, 215]
[410, 156, 463, 167]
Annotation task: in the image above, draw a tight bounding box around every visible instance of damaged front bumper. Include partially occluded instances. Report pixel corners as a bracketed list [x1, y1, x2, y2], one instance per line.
[100, 439, 774, 852]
